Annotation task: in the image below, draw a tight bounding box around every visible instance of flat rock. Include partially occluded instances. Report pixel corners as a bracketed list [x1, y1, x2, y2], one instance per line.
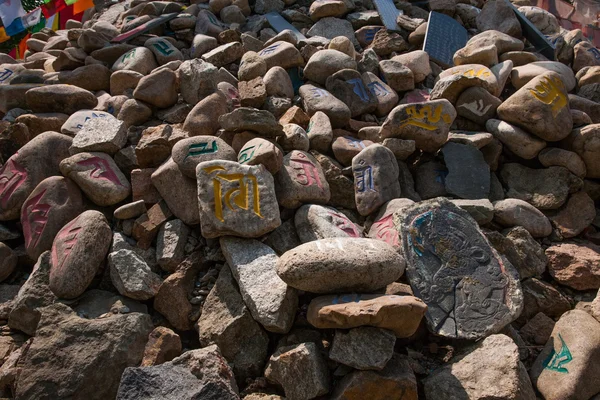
[546, 241, 600, 290]
[442, 142, 490, 199]
[71, 117, 127, 155]
[26, 84, 98, 114]
[108, 249, 162, 301]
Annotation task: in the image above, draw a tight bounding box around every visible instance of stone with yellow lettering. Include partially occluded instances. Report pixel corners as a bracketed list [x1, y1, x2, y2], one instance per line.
[497, 71, 572, 142]
[274, 150, 331, 209]
[381, 99, 457, 153]
[430, 64, 499, 104]
[196, 160, 281, 238]
[172, 136, 236, 179]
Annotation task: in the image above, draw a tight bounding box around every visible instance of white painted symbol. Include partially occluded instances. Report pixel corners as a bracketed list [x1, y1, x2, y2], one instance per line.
[458, 100, 492, 116]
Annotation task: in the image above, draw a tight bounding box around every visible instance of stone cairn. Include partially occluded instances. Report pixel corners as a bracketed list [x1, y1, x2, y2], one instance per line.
[0, 0, 600, 398]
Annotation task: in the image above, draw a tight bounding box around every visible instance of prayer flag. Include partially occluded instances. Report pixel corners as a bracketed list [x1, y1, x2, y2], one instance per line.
[0, 0, 25, 28]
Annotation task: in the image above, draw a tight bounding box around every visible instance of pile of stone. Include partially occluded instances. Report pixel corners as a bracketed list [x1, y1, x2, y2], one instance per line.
[1, 0, 600, 398]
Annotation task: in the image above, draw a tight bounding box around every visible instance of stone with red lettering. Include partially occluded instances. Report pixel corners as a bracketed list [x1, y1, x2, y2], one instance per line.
[307, 111, 333, 153]
[353, 144, 401, 216]
[21, 176, 84, 261]
[196, 160, 281, 238]
[0, 243, 16, 283]
[326, 69, 378, 118]
[59, 152, 130, 206]
[237, 138, 283, 174]
[48, 210, 112, 299]
[61, 110, 115, 137]
[0, 132, 72, 221]
[277, 238, 405, 293]
[381, 99, 457, 153]
[294, 204, 361, 243]
[368, 198, 415, 250]
[70, 117, 128, 156]
[172, 136, 236, 179]
[362, 72, 399, 117]
[299, 84, 352, 129]
[108, 249, 162, 301]
[275, 150, 331, 209]
[151, 158, 200, 226]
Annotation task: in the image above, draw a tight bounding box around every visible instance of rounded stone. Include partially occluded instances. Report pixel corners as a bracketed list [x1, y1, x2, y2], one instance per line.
[493, 198, 553, 237]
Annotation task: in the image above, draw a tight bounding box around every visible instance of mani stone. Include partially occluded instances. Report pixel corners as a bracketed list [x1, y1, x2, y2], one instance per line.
[220, 237, 298, 334]
[237, 138, 284, 174]
[294, 204, 361, 243]
[424, 334, 536, 400]
[276, 238, 405, 293]
[197, 264, 269, 382]
[274, 150, 331, 209]
[381, 99, 457, 153]
[497, 72, 573, 142]
[265, 342, 330, 400]
[352, 144, 401, 216]
[0, 132, 72, 221]
[59, 152, 131, 206]
[531, 310, 600, 400]
[368, 198, 415, 249]
[442, 142, 490, 199]
[21, 176, 84, 261]
[61, 110, 115, 136]
[329, 327, 396, 371]
[299, 84, 352, 128]
[397, 198, 523, 340]
[307, 294, 427, 338]
[172, 136, 236, 179]
[196, 160, 281, 238]
[325, 69, 378, 118]
[48, 211, 112, 299]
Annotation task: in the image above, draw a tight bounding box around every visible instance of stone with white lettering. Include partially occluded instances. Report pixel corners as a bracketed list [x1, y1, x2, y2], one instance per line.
[455, 86, 501, 126]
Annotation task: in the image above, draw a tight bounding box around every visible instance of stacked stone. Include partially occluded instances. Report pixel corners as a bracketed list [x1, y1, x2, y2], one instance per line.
[0, 0, 600, 399]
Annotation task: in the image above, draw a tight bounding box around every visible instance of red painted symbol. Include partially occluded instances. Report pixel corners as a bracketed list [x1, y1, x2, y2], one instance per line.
[371, 214, 399, 246]
[77, 157, 125, 187]
[328, 211, 360, 237]
[291, 153, 324, 190]
[0, 156, 27, 208]
[22, 189, 51, 250]
[51, 216, 82, 270]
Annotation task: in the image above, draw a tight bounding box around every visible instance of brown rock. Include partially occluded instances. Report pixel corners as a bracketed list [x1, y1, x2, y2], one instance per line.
[141, 326, 182, 367]
[546, 241, 600, 290]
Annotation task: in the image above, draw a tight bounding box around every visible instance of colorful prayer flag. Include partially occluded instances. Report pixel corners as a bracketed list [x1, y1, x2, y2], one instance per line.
[41, 0, 66, 19]
[0, 26, 9, 43]
[0, 0, 26, 28]
[73, 0, 93, 15]
[5, 7, 41, 35]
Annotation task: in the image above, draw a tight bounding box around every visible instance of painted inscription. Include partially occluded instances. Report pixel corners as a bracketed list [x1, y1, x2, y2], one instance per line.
[529, 75, 567, 117]
[367, 81, 389, 97]
[121, 49, 136, 63]
[22, 189, 50, 249]
[310, 87, 328, 98]
[186, 141, 218, 159]
[0, 68, 14, 83]
[203, 165, 263, 222]
[152, 41, 174, 56]
[458, 100, 491, 116]
[453, 68, 491, 78]
[290, 152, 324, 189]
[238, 143, 262, 164]
[0, 156, 27, 208]
[371, 214, 399, 246]
[328, 211, 360, 237]
[544, 333, 573, 373]
[399, 105, 452, 131]
[75, 112, 108, 129]
[259, 44, 280, 56]
[346, 78, 370, 102]
[354, 159, 375, 193]
[77, 157, 125, 187]
[51, 216, 82, 270]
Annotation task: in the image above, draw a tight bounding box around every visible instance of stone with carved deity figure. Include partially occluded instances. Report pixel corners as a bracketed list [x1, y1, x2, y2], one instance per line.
[48, 210, 112, 299]
[196, 160, 281, 238]
[0, 132, 72, 221]
[352, 144, 401, 216]
[294, 204, 362, 243]
[275, 150, 331, 209]
[397, 198, 523, 340]
[20, 176, 84, 261]
[59, 152, 131, 206]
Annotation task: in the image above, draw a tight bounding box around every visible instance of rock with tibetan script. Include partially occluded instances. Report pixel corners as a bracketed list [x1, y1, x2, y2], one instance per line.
[381, 99, 456, 153]
[70, 117, 128, 155]
[25, 84, 98, 115]
[59, 152, 130, 206]
[424, 334, 536, 400]
[294, 204, 361, 243]
[0, 132, 72, 221]
[325, 69, 378, 118]
[531, 310, 600, 400]
[108, 249, 162, 301]
[61, 110, 115, 137]
[362, 72, 399, 117]
[48, 210, 111, 299]
[144, 37, 183, 65]
[368, 198, 415, 249]
[398, 198, 523, 340]
[196, 160, 281, 238]
[456, 86, 502, 126]
[299, 84, 352, 128]
[197, 264, 269, 382]
[277, 238, 405, 293]
[511, 62, 576, 91]
[329, 326, 396, 371]
[307, 294, 426, 338]
[258, 41, 304, 70]
[21, 176, 84, 261]
[219, 107, 284, 138]
[237, 138, 283, 174]
[172, 136, 236, 179]
[264, 342, 330, 400]
[112, 47, 158, 75]
[497, 72, 572, 142]
[331, 136, 374, 167]
[151, 158, 200, 226]
[430, 64, 499, 104]
[352, 144, 401, 216]
[220, 237, 297, 333]
[442, 142, 490, 200]
[275, 150, 331, 209]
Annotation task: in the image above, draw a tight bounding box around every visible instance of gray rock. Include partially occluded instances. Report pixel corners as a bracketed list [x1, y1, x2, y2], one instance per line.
[73, 289, 147, 319]
[178, 59, 219, 105]
[442, 142, 490, 199]
[307, 17, 358, 47]
[329, 327, 396, 371]
[156, 219, 190, 273]
[219, 107, 283, 137]
[325, 69, 378, 118]
[493, 198, 553, 238]
[71, 117, 127, 155]
[294, 204, 361, 243]
[450, 199, 494, 225]
[505, 226, 547, 279]
[108, 250, 162, 301]
[303, 49, 357, 85]
[300, 84, 351, 128]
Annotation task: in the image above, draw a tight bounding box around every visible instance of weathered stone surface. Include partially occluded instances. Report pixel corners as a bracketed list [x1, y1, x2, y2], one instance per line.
[277, 238, 405, 293]
[26, 84, 98, 114]
[109, 249, 162, 301]
[294, 204, 361, 243]
[442, 142, 490, 199]
[561, 123, 600, 179]
[493, 198, 553, 238]
[307, 294, 426, 338]
[183, 92, 229, 136]
[531, 310, 600, 400]
[424, 334, 536, 400]
[398, 198, 523, 339]
[14, 303, 152, 400]
[237, 137, 283, 174]
[431, 65, 499, 104]
[141, 326, 182, 367]
[329, 327, 395, 371]
[549, 191, 595, 238]
[505, 226, 548, 279]
[133, 68, 179, 109]
[220, 237, 297, 333]
[61, 110, 115, 136]
[219, 107, 284, 137]
[300, 84, 352, 128]
[486, 119, 546, 160]
[197, 160, 281, 238]
[546, 242, 600, 290]
[326, 69, 378, 118]
[275, 150, 331, 209]
[49, 211, 111, 299]
[112, 46, 158, 74]
[0, 243, 16, 283]
[71, 117, 127, 155]
[538, 148, 587, 178]
[156, 219, 189, 273]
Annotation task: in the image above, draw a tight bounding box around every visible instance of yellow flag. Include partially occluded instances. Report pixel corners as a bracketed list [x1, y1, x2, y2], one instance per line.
[0, 27, 9, 43]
